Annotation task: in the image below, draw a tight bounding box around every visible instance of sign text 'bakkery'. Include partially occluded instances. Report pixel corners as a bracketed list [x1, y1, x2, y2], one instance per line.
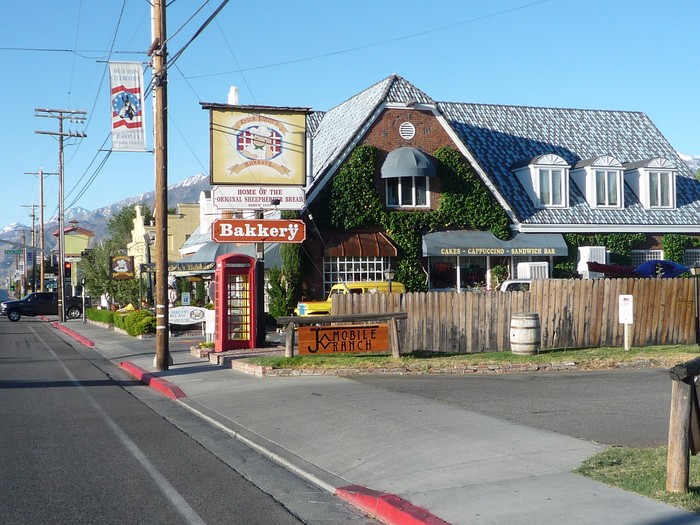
[212, 219, 306, 243]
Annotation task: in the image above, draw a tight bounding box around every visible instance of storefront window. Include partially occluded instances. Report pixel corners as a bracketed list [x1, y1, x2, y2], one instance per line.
[323, 256, 392, 295]
[459, 256, 486, 289]
[429, 257, 456, 290]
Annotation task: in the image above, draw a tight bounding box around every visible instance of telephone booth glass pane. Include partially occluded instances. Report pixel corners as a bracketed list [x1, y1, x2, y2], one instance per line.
[226, 274, 250, 340]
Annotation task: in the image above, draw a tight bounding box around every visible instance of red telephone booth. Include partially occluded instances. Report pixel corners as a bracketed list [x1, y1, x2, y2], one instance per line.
[215, 253, 256, 351]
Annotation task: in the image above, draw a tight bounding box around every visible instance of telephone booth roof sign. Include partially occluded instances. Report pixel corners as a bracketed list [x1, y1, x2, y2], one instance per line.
[204, 104, 308, 186]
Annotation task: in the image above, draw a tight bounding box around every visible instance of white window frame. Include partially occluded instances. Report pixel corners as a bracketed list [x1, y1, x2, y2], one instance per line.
[683, 249, 700, 270]
[386, 176, 430, 208]
[323, 256, 393, 295]
[649, 170, 672, 208]
[538, 168, 564, 207]
[595, 169, 621, 207]
[629, 249, 663, 268]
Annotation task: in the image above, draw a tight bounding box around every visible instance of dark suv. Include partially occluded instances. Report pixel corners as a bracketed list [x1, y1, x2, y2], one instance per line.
[0, 292, 83, 321]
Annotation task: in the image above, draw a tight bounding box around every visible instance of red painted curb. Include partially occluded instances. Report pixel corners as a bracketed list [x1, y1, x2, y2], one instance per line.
[336, 484, 451, 525]
[51, 322, 95, 347]
[119, 361, 187, 400]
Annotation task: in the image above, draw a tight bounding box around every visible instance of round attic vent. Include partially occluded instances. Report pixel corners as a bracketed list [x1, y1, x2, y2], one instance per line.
[399, 122, 415, 140]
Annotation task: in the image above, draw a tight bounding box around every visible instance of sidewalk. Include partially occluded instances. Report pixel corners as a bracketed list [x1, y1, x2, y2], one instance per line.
[54, 319, 697, 525]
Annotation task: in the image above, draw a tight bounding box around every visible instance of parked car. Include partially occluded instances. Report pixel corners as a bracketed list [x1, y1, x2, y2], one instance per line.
[499, 279, 531, 292]
[295, 281, 406, 316]
[0, 292, 84, 321]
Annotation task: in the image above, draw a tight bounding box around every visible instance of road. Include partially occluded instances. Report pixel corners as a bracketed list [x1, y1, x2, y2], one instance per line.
[351, 368, 674, 447]
[0, 318, 373, 525]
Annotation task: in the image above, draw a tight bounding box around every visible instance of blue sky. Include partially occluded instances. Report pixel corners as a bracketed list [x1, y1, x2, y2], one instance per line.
[1, 0, 698, 229]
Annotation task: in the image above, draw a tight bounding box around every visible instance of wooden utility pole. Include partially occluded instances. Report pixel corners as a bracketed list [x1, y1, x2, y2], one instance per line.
[151, 0, 170, 370]
[21, 204, 38, 291]
[35, 109, 86, 321]
[25, 170, 56, 292]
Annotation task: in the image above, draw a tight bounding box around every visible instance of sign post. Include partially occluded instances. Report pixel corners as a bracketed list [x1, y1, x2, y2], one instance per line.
[619, 294, 634, 351]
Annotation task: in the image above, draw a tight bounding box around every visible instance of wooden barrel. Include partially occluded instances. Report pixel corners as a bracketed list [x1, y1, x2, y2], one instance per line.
[510, 313, 541, 355]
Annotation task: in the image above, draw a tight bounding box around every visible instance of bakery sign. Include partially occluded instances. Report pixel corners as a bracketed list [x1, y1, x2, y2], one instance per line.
[207, 107, 307, 186]
[212, 219, 306, 243]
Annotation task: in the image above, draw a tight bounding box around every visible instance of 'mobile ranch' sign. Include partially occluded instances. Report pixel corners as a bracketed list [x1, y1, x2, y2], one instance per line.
[298, 324, 389, 355]
[212, 219, 306, 243]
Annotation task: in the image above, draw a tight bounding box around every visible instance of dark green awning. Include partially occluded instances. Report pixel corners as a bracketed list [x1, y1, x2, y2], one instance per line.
[422, 231, 568, 257]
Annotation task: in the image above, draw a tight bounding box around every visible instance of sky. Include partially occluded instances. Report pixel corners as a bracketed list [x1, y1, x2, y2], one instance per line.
[1, 0, 698, 230]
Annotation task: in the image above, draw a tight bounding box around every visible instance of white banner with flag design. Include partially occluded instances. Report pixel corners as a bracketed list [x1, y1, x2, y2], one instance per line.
[109, 62, 146, 152]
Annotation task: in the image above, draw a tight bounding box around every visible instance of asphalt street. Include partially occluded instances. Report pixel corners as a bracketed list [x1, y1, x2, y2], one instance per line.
[7, 315, 696, 524]
[0, 318, 376, 524]
[350, 368, 673, 447]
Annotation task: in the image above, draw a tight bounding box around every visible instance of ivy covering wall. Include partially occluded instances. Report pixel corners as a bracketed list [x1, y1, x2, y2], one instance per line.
[308, 144, 511, 291]
[293, 144, 699, 299]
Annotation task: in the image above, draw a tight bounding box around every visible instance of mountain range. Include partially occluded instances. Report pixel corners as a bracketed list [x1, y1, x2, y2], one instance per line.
[2, 153, 700, 273]
[0, 174, 211, 273]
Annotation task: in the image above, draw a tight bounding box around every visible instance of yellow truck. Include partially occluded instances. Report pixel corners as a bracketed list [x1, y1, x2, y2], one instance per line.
[295, 281, 405, 316]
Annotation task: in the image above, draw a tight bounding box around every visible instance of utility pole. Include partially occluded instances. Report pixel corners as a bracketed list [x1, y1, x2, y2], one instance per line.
[25, 170, 57, 292]
[151, 0, 170, 370]
[21, 204, 38, 292]
[35, 109, 87, 322]
[20, 229, 27, 296]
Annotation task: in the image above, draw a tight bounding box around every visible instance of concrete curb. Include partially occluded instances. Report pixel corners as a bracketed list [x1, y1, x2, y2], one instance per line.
[51, 322, 95, 347]
[119, 361, 187, 400]
[336, 484, 452, 525]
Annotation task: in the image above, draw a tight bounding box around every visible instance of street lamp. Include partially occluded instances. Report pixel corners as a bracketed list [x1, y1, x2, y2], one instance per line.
[384, 267, 396, 293]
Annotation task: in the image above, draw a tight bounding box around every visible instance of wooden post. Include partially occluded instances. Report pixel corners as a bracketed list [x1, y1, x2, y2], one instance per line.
[153, 0, 170, 371]
[667, 379, 692, 493]
[389, 317, 400, 358]
[285, 321, 295, 358]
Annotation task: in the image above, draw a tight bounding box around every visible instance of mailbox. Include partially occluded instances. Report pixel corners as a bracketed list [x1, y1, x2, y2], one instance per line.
[215, 253, 257, 351]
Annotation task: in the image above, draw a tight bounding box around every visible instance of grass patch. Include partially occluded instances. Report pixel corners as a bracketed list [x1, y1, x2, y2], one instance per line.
[575, 446, 700, 513]
[250, 344, 700, 371]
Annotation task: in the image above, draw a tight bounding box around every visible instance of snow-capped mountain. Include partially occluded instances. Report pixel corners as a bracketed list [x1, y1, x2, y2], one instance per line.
[679, 153, 700, 176]
[0, 174, 212, 271]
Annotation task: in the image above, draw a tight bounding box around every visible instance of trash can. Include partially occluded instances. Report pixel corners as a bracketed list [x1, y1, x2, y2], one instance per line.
[510, 313, 540, 355]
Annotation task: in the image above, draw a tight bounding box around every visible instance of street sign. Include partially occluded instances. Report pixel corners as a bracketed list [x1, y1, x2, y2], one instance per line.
[4, 249, 22, 255]
[619, 295, 634, 324]
[212, 219, 306, 243]
[212, 185, 305, 210]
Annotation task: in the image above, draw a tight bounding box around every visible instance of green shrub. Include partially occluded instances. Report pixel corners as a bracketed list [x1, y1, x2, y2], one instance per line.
[85, 307, 154, 336]
[123, 310, 156, 336]
[113, 313, 127, 331]
[86, 308, 114, 324]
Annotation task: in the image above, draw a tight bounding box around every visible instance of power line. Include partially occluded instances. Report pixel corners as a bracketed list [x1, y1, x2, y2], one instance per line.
[183, 0, 552, 80]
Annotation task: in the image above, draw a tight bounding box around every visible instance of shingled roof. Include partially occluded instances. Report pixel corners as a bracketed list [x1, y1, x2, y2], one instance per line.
[308, 74, 700, 232]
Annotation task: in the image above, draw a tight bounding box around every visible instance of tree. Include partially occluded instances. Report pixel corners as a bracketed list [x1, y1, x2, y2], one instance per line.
[81, 239, 140, 307]
[81, 204, 150, 307]
[107, 205, 152, 248]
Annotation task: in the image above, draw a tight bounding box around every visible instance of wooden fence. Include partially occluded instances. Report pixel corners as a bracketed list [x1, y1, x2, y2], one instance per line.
[331, 278, 698, 353]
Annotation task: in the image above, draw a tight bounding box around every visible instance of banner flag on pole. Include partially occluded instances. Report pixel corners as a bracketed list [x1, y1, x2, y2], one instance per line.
[109, 62, 146, 152]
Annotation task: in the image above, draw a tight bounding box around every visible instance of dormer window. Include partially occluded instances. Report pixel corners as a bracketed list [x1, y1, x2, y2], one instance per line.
[649, 170, 672, 207]
[511, 153, 569, 209]
[539, 168, 564, 206]
[381, 147, 435, 208]
[571, 155, 624, 209]
[623, 157, 676, 210]
[596, 169, 619, 206]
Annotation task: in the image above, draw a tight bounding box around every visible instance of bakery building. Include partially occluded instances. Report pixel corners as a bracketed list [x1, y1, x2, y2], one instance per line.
[295, 75, 700, 294]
